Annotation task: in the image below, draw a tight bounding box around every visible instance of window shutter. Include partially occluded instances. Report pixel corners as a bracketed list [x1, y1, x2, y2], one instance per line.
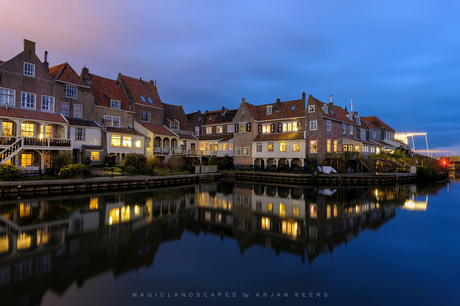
[270, 123, 274, 133]
[247, 122, 251, 131]
[235, 124, 239, 133]
[298, 121, 302, 131]
[278, 123, 282, 133]
[258, 124, 262, 134]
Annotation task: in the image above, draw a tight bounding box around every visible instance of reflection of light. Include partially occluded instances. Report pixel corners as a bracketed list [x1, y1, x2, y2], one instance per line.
[375, 189, 378, 197]
[109, 216, 113, 225]
[0, 235, 8, 253]
[403, 195, 428, 211]
[17, 233, 31, 250]
[135, 205, 139, 215]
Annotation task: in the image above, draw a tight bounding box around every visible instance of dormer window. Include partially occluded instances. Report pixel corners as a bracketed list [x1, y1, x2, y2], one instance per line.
[23, 63, 35, 77]
[308, 105, 315, 113]
[356, 117, 361, 125]
[147, 97, 153, 104]
[323, 105, 328, 114]
[140, 95, 146, 103]
[291, 105, 296, 111]
[170, 122, 179, 130]
[111, 99, 121, 109]
[267, 106, 273, 115]
[209, 116, 212, 121]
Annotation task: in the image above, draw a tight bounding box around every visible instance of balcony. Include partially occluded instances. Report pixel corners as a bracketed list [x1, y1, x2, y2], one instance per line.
[23, 137, 72, 148]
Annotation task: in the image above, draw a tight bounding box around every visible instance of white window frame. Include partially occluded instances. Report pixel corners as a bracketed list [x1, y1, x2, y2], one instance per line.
[206, 126, 212, 134]
[66, 85, 77, 99]
[309, 121, 317, 131]
[326, 120, 331, 132]
[74, 104, 83, 118]
[293, 141, 300, 152]
[170, 122, 179, 130]
[256, 143, 262, 152]
[61, 102, 69, 116]
[0, 87, 15, 105]
[280, 142, 286, 152]
[21, 92, 36, 109]
[141, 111, 151, 122]
[75, 128, 86, 141]
[195, 126, 200, 136]
[308, 105, 315, 113]
[236, 147, 242, 156]
[227, 124, 234, 133]
[268, 142, 274, 152]
[350, 125, 354, 136]
[342, 124, 346, 134]
[266, 106, 273, 115]
[216, 125, 223, 133]
[310, 140, 317, 153]
[111, 99, 121, 109]
[104, 115, 120, 127]
[41, 95, 55, 112]
[243, 147, 250, 156]
[23, 62, 35, 77]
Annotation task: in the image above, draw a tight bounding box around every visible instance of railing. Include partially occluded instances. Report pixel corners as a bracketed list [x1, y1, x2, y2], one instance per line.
[0, 136, 17, 146]
[23, 137, 71, 148]
[231, 164, 316, 174]
[0, 137, 23, 163]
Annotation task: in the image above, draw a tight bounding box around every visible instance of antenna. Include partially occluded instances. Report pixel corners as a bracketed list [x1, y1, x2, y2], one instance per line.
[350, 96, 354, 113]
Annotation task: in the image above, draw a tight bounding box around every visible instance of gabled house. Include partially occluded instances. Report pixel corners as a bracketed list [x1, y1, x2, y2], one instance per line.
[186, 110, 203, 139]
[362, 116, 397, 151]
[162, 103, 198, 155]
[0, 39, 71, 172]
[199, 107, 237, 159]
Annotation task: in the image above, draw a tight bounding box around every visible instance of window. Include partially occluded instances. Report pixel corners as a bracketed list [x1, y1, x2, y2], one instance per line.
[66, 85, 77, 99]
[216, 126, 223, 133]
[268, 142, 274, 152]
[309, 226, 317, 239]
[280, 142, 286, 152]
[20, 123, 35, 137]
[334, 139, 338, 152]
[293, 141, 300, 152]
[218, 143, 222, 150]
[229, 143, 233, 150]
[261, 217, 270, 230]
[104, 116, 120, 127]
[223, 143, 228, 150]
[327, 139, 331, 152]
[291, 105, 296, 111]
[310, 140, 317, 153]
[135, 140, 142, 148]
[21, 153, 32, 167]
[21, 92, 35, 109]
[267, 203, 273, 213]
[262, 124, 270, 133]
[279, 203, 286, 217]
[327, 120, 331, 131]
[293, 206, 300, 217]
[142, 111, 151, 122]
[227, 124, 234, 133]
[140, 95, 146, 102]
[75, 128, 85, 141]
[350, 125, 354, 136]
[308, 105, 315, 113]
[23, 62, 35, 77]
[147, 97, 153, 104]
[41, 96, 54, 112]
[342, 124, 346, 134]
[282, 122, 293, 132]
[0, 87, 15, 105]
[361, 129, 366, 140]
[310, 204, 317, 218]
[266, 105, 273, 115]
[243, 147, 250, 156]
[123, 136, 132, 147]
[309, 121, 317, 131]
[236, 147, 241, 156]
[111, 99, 121, 109]
[206, 127, 212, 134]
[2, 122, 13, 136]
[327, 205, 331, 219]
[74, 104, 82, 118]
[91, 151, 99, 160]
[195, 126, 200, 136]
[111, 135, 121, 147]
[170, 122, 179, 130]
[61, 102, 69, 116]
[256, 143, 262, 152]
[239, 124, 247, 132]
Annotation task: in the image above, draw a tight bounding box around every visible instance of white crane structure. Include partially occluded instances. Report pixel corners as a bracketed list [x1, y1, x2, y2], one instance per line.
[395, 132, 430, 156]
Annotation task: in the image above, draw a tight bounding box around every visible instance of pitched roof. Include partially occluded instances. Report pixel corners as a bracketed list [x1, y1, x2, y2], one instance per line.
[254, 99, 305, 121]
[186, 111, 202, 124]
[106, 126, 143, 136]
[309, 96, 356, 125]
[253, 132, 304, 141]
[0, 60, 5, 66]
[119, 74, 162, 109]
[136, 121, 177, 137]
[0, 106, 67, 123]
[163, 103, 190, 131]
[49, 62, 88, 87]
[175, 132, 198, 140]
[362, 116, 394, 131]
[202, 108, 237, 126]
[88, 74, 132, 111]
[246, 102, 259, 120]
[199, 134, 233, 141]
[360, 117, 379, 130]
[65, 117, 100, 128]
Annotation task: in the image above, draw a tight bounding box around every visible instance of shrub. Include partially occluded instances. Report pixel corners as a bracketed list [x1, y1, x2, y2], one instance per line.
[145, 156, 161, 168]
[121, 153, 147, 169]
[0, 164, 20, 179]
[165, 156, 185, 171]
[416, 166, 437, 182]
[208, 157, 218, 165]
[52, 152, 72, 169]
[124, 164, 138, 176]
[60, 164, 92, 179]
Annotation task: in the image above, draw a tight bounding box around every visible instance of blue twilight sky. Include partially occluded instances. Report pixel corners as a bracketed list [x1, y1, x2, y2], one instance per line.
[1, 0, 459, 155]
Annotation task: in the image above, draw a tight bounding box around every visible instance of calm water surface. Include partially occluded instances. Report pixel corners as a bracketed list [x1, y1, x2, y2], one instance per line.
[1, 179, 459, 306]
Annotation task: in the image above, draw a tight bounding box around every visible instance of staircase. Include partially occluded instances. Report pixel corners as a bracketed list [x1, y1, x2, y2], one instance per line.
[0, 137, 23, 164]
[163, 149, 174, 164]
[359, 157, 375, 173]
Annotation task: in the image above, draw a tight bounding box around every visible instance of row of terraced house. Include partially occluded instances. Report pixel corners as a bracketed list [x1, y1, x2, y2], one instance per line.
[0, 39, 404, 173]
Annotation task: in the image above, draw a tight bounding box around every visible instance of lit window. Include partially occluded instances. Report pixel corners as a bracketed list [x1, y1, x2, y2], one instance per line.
[206, 127, 212, 134]
[21, 153, 33, 167]
[216, 126, 223, 133]
[21, 92, 36, 109]
[91, 151, 99, 161]
[123, 136, 132, 147]
[334, 140, 338, 152]
[0, 235, 9, 254]
[293, 206, 299, 217]
[261, 217, 271, 230]
[0, 87, 15, 105]
[74, 104, 82, 118]
[20, 123, 35, 137]
[327, 205, 331, 219]
[17, 233, 32, 250]
[282, 221, 298, 237]
[327, 139, 331, 152]
[267, 203, 273, 213]
[243, 147, 250, 156]
[268, 142, 274, 152]
[111, 100, 121, 109]
[310, 204, 317, 218]
[229, 143, 233, 150]
[280, 142, 286, 152]
[293, 141, 300, 152]
[23, 63, 35, 77]
[66, 85, 77, 99]
[279, 203, 286, 216]
[309, 121, 317, 131]
[310, 140, 317, 153]
[2, 122, 13, 136]
[262, 124, 270, 133]
[223, 143, 228, 150]
[61, 102, 69, 116]
[75, 128, 85, 141]
[308, 105, 315, 113]
[111, 135, 121, 147]
[135, 140, 142, 148]
[109, 208, 119, 225]
[121, 206, 130, 222]
[142, 111, 151, 122]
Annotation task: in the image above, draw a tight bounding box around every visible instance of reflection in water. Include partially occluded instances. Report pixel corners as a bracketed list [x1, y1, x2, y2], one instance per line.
[0, 181, 443, 306]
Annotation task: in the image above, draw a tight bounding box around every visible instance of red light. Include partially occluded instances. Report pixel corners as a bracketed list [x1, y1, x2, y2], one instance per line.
[442, 160, 447, 166]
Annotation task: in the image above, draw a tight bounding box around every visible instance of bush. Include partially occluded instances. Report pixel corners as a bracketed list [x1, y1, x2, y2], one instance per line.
[165, 156, 185, 171]
[417, 166, 437, 182]
[124, 164, 138, 176]
[60, 164, 92, 179]
[145, 156, 161, 169]
[0, 164, 20, 179]
[52, 152, 72, 169]
[121, 153, 147, 169]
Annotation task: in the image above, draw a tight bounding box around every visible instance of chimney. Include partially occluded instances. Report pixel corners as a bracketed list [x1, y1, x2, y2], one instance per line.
[276, 98, 281, 109]
[242, 98, 245, 103]
[23, 39, 36, 59]
[43, 51, 49, 70]
[80, 66, 90, 82]
[302, 92, 306, 101]
[330, 94, 333, 103]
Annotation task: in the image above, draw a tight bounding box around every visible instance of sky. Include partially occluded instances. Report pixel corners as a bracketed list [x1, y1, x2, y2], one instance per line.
[1, 0, 459, 155]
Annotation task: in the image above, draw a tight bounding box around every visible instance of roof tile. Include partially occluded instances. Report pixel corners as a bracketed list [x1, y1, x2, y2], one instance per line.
[49, 62, 87, 87]
[0, 106, 67, 123]
[119, 75, 162, 108]
[88, 74, 132, 112]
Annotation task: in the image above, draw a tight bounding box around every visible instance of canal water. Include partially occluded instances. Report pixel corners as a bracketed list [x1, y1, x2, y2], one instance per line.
[0, 178, 459, 306]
